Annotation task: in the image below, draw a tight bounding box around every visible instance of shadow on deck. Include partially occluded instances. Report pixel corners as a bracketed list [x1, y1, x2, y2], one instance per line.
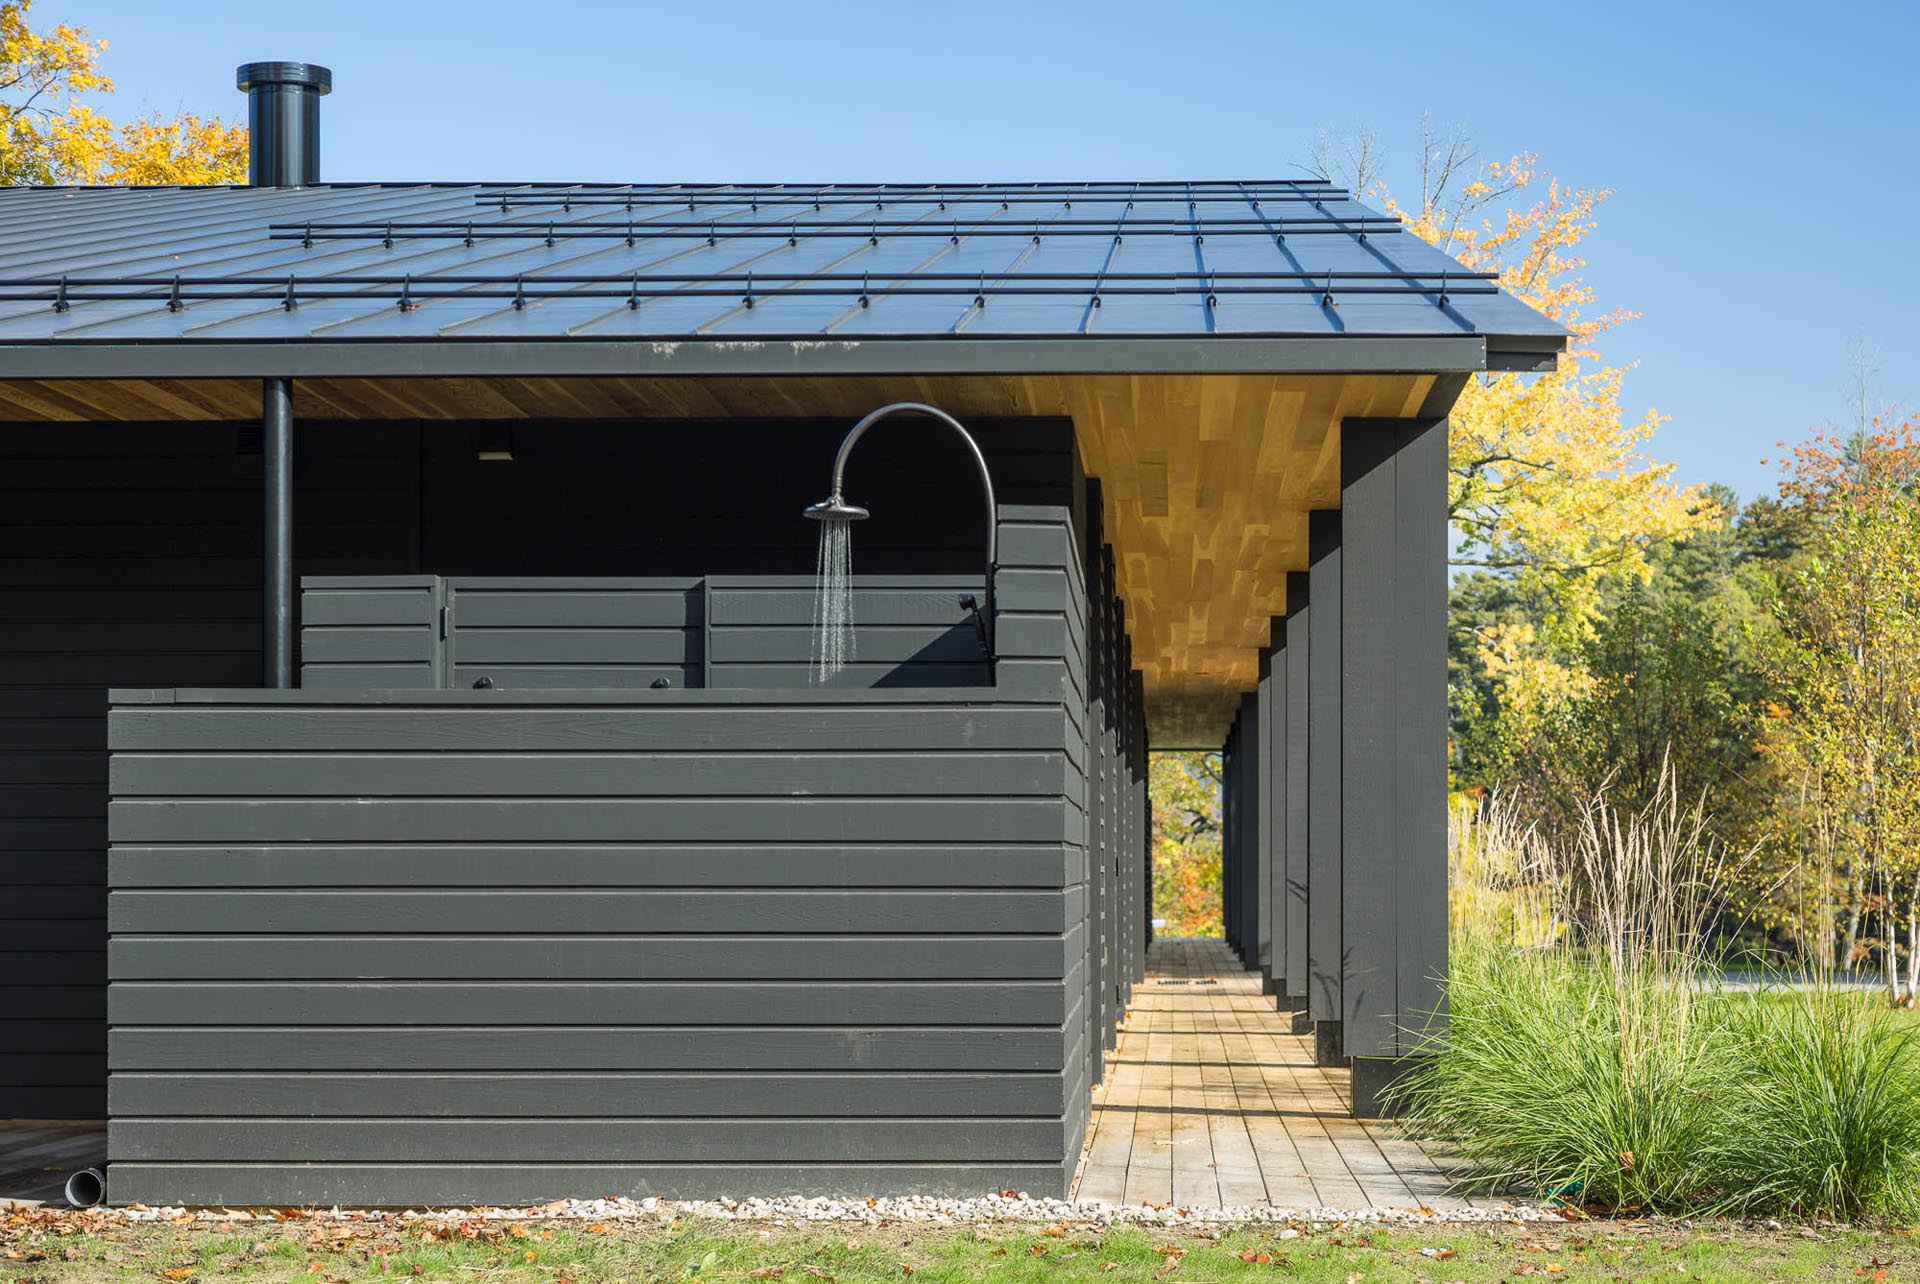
[1072, 938, 1502, 1211]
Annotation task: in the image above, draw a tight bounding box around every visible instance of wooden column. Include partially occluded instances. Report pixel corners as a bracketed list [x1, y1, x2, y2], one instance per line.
[1238, 689, 1262, 971]
[1306, 510, 1344, 1066]
[1340, 416, 1450, 1116]
[1281, 575, 1311, 1031]
[1261, 618, 1286, 998]
[1220, 721, 1232, 953]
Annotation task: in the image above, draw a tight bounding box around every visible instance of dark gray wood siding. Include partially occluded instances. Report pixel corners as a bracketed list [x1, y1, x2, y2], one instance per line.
[1281, 574, 1311, 1012]
[103, 494, 1111, 1205]
[2, 413, 1074, 1121]
[0, 421, 411, 1117]
[1339, 419, 1449, 1062]
[709, 577, 988, 690]
[1073, 483, 1144, 1086]
[303, 576, 991, 693]
[1306, 511, 1343, 1052]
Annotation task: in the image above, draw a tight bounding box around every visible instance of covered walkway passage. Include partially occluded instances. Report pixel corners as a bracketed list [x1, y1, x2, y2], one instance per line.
[1074, 939, 1495, 1211]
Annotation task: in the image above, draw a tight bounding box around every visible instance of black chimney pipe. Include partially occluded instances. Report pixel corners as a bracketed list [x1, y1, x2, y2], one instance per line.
[235, 61, 331, 186]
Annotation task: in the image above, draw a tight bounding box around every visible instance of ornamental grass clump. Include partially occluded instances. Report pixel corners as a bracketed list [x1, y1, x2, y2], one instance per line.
[1400, 778, 1739, 1210]
[1400, 772, 1920, 1217]
[1411, 940, 1733, 1209]
[1713, 986, 1920, 1220]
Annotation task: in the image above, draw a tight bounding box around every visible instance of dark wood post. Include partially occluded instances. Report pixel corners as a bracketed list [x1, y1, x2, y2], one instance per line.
[1306, 509, 1344, 1066]
[1239, 689, 1262, 971]
[1281, 573, 1311, 1031]
[1220, 722, 1232, 952]
[1339, 416, 1449, 1116]
[1261, 618, 1286, 998]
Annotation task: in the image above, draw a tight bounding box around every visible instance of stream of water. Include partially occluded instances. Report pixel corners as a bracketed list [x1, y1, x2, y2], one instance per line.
[810, 518, 855, 683]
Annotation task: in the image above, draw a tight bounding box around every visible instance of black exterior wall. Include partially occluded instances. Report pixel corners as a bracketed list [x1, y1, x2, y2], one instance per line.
[3, 414, 1138, 1124]
[0, 421, 410, 1118]
[102, 497, 1146, 1204]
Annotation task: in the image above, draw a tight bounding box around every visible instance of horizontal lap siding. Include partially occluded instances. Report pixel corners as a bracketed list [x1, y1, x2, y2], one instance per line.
[101, 1166, 1075, 1207]
[11, 414, 1081, 1128]
[108, 497, 1084, 1206]
[709, 578, 989, 690]
[0, 422, 410, 1117]
[299, 579, 440, 690]
[451, 580, 703, 691]
[302, 577, 993, 692]
[107, 696, 1082, 1204]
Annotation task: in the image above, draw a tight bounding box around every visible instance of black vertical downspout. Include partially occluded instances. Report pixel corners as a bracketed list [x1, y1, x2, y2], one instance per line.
[263, 378, 293, 687]
[238, 60, 325, 688]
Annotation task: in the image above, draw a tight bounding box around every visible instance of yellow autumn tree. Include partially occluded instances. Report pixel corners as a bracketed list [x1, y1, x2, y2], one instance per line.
[1, 0, 246, 185]
[1321, 124, 1713, 729]
[1150, 752, 1224, 938]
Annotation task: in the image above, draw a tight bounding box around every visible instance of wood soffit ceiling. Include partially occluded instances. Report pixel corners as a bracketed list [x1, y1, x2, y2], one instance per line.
[0, 371, 1439, 746]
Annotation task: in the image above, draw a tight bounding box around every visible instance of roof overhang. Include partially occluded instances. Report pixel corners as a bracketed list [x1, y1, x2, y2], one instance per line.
[0, 332, 1557, 382]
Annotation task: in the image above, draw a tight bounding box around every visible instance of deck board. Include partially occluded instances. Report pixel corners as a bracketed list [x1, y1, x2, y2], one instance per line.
[1074, 937, 1471, 1210]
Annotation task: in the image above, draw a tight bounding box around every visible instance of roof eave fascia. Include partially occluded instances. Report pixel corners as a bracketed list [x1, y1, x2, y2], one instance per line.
[0, 334, 1542, 381]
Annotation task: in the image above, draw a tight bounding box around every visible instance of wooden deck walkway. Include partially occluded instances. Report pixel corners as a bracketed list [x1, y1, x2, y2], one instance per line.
[0, 1120, 105, 1207]
[1073, 937, 1473, 1210]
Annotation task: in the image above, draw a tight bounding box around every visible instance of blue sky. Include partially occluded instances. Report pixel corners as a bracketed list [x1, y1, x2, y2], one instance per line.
[46, 0, 1918, 503]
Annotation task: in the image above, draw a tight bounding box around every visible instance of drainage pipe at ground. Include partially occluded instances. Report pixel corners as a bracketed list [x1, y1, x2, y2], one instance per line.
[64, 1166, 104, 1208]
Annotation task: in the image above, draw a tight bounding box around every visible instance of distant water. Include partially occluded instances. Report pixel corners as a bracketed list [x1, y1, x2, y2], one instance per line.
[811, 518, 855, 683]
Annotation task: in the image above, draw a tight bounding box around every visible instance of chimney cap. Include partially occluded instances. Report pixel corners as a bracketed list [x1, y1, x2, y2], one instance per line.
[236, 62, 332, 94]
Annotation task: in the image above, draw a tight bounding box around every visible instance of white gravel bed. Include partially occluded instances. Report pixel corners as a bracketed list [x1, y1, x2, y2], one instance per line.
[116, 1192, 1551, 1228]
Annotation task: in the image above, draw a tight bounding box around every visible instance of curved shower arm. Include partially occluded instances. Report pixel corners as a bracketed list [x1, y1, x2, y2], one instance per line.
[825, 401, 999, 662]
[827, 402, 998, 571]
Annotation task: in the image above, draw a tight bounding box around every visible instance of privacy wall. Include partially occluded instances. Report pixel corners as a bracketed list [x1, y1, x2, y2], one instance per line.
[104, 497, 1149, 1204]
[0, 414, 1081, 1120]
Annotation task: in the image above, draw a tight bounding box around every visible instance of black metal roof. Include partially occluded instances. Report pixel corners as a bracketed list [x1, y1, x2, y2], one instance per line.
[0, 180, 1567, 378]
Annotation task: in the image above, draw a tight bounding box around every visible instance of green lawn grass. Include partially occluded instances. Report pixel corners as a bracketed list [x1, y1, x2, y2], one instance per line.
[6, 1217, 1919, 1284]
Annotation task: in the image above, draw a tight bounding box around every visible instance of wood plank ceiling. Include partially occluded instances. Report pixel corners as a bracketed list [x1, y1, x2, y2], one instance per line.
[0, 371, 1436, 744]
